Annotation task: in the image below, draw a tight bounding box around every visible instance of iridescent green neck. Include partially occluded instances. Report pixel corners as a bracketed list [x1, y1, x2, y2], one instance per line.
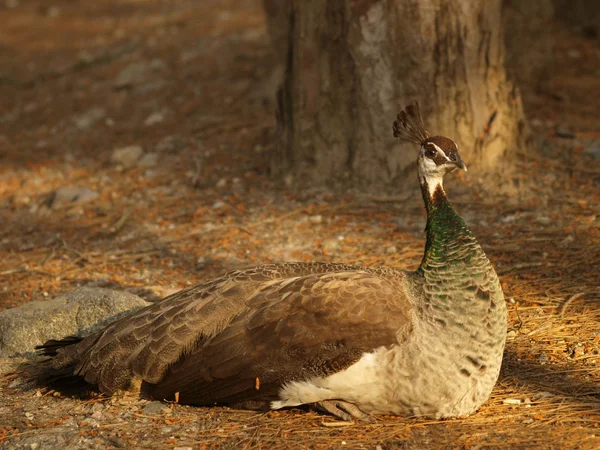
[418, 179, 475, 272]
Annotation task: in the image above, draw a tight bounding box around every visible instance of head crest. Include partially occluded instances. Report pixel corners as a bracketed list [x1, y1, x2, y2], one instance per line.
[392, 102, 429, 145]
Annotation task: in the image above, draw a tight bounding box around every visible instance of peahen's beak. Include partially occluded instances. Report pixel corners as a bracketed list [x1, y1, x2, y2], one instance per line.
[447, 156, 467, 172]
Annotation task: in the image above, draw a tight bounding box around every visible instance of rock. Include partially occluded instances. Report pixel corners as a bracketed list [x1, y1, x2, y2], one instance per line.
[143, 401, 169, 415]
[555, 127, 576, 139]
[111, 145, 144, 168]
[0, 287, 150, 359]
[73, 107, 105, 130]
[138, 152, 159, 168]
[144, 112, 165, 126]
[584, 140, 600, 159]
[114, 59, 166, 89]
[46, 186, 99, 209]
[155, 135, 188, 153]
[309, 215, 323, 224]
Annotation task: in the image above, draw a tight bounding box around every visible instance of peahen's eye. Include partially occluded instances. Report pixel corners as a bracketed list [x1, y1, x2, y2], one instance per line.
[425, 147, 436, 158]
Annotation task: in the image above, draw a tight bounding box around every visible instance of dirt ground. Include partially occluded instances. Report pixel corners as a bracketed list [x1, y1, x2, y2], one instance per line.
[1, 0, 599, 449]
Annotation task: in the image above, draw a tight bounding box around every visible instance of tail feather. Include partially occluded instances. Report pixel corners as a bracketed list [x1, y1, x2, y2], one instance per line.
[36, 336, 83, 356]
[8, 336, 95, 395]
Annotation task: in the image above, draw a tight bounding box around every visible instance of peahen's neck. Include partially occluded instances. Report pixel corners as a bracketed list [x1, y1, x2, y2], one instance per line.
[418, 178, 479, 273]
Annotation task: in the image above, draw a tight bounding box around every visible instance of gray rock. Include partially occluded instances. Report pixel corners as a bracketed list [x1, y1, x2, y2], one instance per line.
[138, 152, 159, 168]
[46, 186, 99, 209]
[114, 59, 166, 89]
[584, 140, 600, 159]
[155, 135, 187, 153]
[143, 401, 169, 415]
[111, 145, 144, 168]
[0, 287, 149, 359]
[555, 127, 576, 139]
[144, 111, 165, 126]
[73, 107, 105, 130]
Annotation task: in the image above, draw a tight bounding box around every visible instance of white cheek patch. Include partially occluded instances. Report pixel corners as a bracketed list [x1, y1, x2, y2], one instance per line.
[429, 143, 451, 163]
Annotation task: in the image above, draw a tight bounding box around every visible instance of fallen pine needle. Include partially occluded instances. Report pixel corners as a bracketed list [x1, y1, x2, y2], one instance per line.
[321, 421, 354, 427]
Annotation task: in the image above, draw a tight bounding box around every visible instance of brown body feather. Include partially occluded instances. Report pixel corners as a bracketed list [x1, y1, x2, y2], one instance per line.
[40, 262, 412, 407]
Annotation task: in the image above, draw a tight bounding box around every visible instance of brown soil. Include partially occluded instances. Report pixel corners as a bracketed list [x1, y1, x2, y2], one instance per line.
[1, 0, 599, 449]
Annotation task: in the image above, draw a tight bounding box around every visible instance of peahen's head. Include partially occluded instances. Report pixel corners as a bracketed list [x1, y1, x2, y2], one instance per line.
[393, 103, 466, 196]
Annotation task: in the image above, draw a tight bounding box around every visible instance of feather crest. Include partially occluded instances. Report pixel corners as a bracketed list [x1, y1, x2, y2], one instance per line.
[393, 102, 429, 145]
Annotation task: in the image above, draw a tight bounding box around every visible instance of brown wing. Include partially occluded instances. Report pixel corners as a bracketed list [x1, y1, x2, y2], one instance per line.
[145, 270, 411, 407]
[48, 262, 380, 394]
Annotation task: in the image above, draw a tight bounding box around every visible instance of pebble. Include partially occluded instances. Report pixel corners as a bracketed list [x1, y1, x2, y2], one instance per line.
[309, 215, 323, 224]
[584, 140, 600, 159]
[73, 107, 105, 130]
[138, 152, 159, 168]
[111, 145, 144, 168]
[156, 135, 187, 153]
[143, 401, 169, 415]
[385, 245, 397, 254]
[144, 111, 165, 126]
[114, 59, 166, 89]
[212, 200, 226, 209]
[47, 185, 99, 209]
[555, 127, 576, 139]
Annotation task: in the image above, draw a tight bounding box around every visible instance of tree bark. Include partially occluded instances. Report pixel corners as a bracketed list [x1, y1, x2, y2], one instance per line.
[503, 0, 554, 89]
[267, 0, 531, 189]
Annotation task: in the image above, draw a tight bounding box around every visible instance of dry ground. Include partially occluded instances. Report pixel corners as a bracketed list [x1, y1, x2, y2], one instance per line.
[1, 0, 600, 448]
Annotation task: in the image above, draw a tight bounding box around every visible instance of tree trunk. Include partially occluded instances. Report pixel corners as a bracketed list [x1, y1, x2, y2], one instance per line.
[503, 0, 554, 89]
[267, 0, 531, 189]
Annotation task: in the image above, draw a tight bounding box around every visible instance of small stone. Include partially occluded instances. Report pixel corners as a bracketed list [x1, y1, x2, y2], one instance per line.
[216, 178, 227, 188]
[30, 444, 40, 450]
[555, 127, 576, 139]
[73, 107, 105, 130]
[309, 215, 323, 224]
[111, 145, 144, 168]
[385, 245, 397, 254]
[144, 112, 165, 126]
[91, 402, 104, 413]
[323, 239, 341, 252]
[212, 200, 225, 209]
[25, 412, 34, 420]
[47, 186, 99, 209]
[138, 152, 159, 168]
[560, 235, 575, 247]
[530, 118, 543, 129]
[506, 330, 517, 340]
[536, 352, 550, 364]
[114, 60, 166, 89]
[584, 140, 600, 159]
[156, 135, 187, 153]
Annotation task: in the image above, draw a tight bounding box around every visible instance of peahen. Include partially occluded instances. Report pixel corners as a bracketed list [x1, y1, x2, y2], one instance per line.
[33, 103, 507, 421]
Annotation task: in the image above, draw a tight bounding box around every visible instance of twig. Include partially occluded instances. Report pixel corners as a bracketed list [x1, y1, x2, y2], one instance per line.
[559, 293, 586, 317]
[110, 209, 131, 234]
